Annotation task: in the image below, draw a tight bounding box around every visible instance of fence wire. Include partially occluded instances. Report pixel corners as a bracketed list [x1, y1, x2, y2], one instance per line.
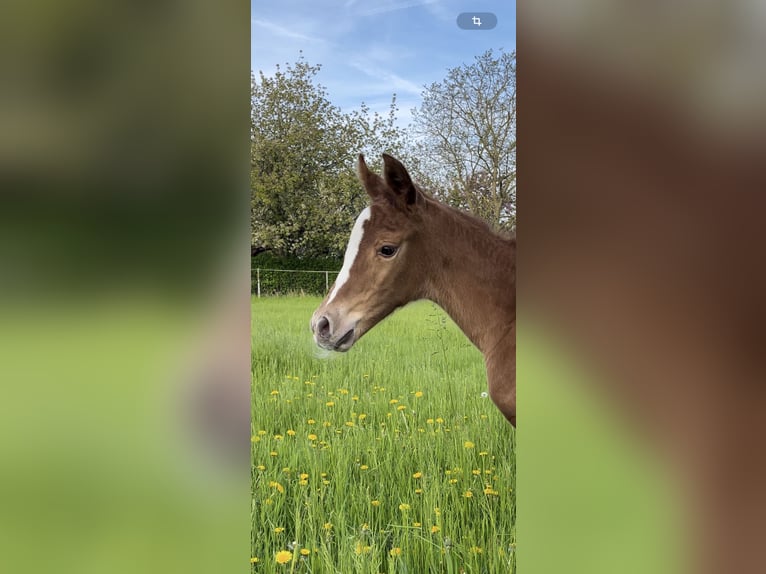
[252, 268, 340, 297]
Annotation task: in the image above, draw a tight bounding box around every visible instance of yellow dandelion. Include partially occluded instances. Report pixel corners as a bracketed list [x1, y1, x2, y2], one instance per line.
[250, 556, 259, 563]
[413, 522, 421, 527]
[268, 481, 285, 494]
[399, 503, 411, 511]
[479, 451, 489, 457]
[298, 479, 308, 485]
[322, 479, 330, 485]
[412, 472, 422, 479]
[345, 421, 355, 427]
[463, 490, 473, 498]
[414, 391, 424, 398]
[251, 436, 260, 443]
[415, 488, 423, 494]
[299, 473, 309, 480]
[436, 417, 444, 423]
[275, 550, 292, 564]
[358, 413, 367, 421]
[286, 429, 296, 436]
[308, 433, 317, 441]
[390, 547, 402, 557]
[470, 546, 483, 554]
[360, 464, 369, 470]
[270, 390, 279, 395]
[431, 525, 441, 534]
[307, 419, 315, 425]
[354, 542, 372, 555]
[371, 499, 381, 506]
[397, 405, 406, 411]
[323, 522, 333, 530]
[449, 479, 458, 484]
[323, 421, 332, 427]
[274, 526, 284, 533]
[352, 395, 360, 401]
[339, 388, 349, 395]
[300, 548, 310, 556]
[434, 507, 441, 516]
[389, 399, 399, 405]
[426, 418, 434, 424]
[464, 441, 475, 449]
[258, 430, 267, 436]
[256, 465, 265, 471]
[325, 401, 335, 407]
[472, 469, 481, 476]
[274, 434, 283, 440]
[265, 498, 273, 505]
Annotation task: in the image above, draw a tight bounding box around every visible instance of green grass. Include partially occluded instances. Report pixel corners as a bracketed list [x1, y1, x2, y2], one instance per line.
[251, 296, 515, 573]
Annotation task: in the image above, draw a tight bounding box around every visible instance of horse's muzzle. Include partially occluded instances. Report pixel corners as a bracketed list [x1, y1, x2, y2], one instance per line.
[311, 313, 357, 352]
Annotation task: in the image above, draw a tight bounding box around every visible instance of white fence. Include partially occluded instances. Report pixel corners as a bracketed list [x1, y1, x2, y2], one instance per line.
[252, 267, 341, 297]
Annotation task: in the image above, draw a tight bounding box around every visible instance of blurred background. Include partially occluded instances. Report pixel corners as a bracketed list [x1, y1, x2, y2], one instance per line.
[520, 1, 766, 574]
[0, 1, 250, 573]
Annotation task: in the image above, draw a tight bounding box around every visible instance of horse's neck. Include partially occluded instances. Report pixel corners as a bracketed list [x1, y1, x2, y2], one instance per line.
[422, 202, 516, 355]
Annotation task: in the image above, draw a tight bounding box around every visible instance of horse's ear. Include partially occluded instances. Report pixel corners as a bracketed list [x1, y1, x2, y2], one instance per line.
[357, 154, 385, 200]
[382, 154, 421, 207]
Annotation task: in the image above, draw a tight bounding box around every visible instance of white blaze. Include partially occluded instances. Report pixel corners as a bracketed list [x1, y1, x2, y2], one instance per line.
[327, 207, 371, 304]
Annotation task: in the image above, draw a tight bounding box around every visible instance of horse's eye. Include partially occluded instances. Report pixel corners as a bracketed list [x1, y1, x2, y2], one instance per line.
[379, 245, 398, 258]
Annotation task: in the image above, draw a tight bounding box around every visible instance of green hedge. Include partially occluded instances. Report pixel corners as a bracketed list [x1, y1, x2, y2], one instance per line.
[251, 253, 342, 296]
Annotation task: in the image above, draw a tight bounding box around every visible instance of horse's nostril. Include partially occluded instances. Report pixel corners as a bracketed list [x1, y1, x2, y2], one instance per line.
[317, 316, 330, 338]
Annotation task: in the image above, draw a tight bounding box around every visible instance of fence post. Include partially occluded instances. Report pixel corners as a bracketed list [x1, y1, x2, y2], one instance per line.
[325, 271, 329, 292]
[257, 268, 261, 298]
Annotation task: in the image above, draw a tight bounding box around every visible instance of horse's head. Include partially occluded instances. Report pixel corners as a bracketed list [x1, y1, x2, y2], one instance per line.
[311, 154, 427, 352]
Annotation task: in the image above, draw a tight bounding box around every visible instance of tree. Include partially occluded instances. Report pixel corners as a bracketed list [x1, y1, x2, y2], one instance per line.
[251, 56, 410, 258]
[413, 50, 516, 230]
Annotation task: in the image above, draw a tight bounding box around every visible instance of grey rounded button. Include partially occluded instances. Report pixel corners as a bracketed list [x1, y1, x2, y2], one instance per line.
[456, 12, 498, 30]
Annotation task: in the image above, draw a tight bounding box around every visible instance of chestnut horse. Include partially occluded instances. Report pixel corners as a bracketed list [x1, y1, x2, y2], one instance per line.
[310, 154, 516, 426]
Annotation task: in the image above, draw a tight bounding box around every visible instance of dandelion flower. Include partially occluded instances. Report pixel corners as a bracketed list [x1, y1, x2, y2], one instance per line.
[412, 472, 422, 479]
[415, 488, 423, 494]
[250, 556, 259, 563]
[307, 419, 315, 425]
[472, 469, 481, 476]
[358, 413, 367, 421]
[390, 547, 402, 557]
[431, 525, 441, 534]
[463, 490, 473, 498]
[300, 548, 310, 556]
[274, 527, 285, 533]
[470, 546, 483, 554]
[286, 429, 296, 436]
[397, 405, 406, 411]
[325, 401, 335, 407]
[414, 391, 424, 398]
[360, 464, 369, 471]
[389, 399, 399, 405]
[275, 550, 292, 564]
[270, 390, 279, 395]
[308, 434, 317, 441]
[434, 507, 441, 516]
[399, 503, 411, 511]
[323, 522, 333, 531]
[436, 417, 444, 424]
[426, 418, 434, 424]
[413, 522, 421, 528]
[464, 441, 475, 449]
[371, 500, 381, 507]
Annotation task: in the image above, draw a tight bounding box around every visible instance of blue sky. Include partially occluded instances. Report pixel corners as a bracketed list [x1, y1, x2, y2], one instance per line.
[251, 0, 516, 126]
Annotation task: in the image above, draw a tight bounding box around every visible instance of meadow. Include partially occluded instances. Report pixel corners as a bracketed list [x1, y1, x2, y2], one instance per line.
[251, 296, 516, 573]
